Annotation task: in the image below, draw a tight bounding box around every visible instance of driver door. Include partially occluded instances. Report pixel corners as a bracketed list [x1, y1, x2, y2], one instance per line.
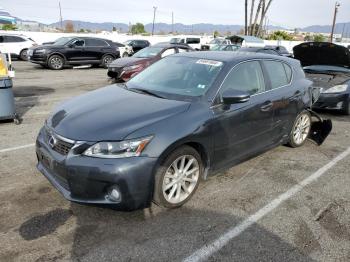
[211, 60, 275, 170]
[65, 39, 85, 62]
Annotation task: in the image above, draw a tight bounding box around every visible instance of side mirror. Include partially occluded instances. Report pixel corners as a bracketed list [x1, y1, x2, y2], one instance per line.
[222, 89, 250, 105]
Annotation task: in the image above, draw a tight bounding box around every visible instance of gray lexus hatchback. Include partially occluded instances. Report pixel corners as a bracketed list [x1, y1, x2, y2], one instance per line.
[36, 52, 331, 210]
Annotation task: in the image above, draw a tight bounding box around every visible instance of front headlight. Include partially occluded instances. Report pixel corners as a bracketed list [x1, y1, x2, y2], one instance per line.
[83, 136, 153, 158]
[35, 49, 47, 54]
[322, 84, 348, 94]
[124, 64, 143, 71]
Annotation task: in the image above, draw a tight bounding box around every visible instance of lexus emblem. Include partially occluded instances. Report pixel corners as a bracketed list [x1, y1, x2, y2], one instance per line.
[48, 135, 57, 148]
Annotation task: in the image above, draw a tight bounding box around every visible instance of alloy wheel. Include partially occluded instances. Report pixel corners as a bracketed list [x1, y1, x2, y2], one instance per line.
[103, 55, 114, 66]
[292, 113, 311, 145]
[162, 155, 200, 204]
[50, 57, 63, 69]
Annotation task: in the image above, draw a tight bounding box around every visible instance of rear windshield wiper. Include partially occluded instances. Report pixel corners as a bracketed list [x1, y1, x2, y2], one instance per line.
[130, 88, 165, 99]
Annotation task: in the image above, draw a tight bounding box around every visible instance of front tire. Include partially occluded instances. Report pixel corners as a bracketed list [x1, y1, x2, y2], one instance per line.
[288, 111, 311, 148]
[19, 49, 28, 61]
[341, 100, 350, 115]
[153, 146, 203, 208]
[48, 55, 64, 70]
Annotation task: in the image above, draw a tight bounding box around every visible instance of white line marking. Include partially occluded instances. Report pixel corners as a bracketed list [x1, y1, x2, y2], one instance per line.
[0, 144, 35, 153]
[184, 146, 350, 262]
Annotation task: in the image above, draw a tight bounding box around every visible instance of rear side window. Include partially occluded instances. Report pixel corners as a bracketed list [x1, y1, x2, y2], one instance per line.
[220, 61, 266, 96]
[263, 60, 292, 89]
[187, 38, 200, 44]
[85, 39, 109, 47]
[3, 36, 25, 43]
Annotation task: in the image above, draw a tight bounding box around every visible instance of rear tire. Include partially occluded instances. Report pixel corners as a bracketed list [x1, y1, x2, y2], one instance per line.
[288, 110, 311, 148]
[19, 49, 28, 61]
[101, 54, 114, 68]
[48, 55, 64, 70]
[153, 146, 203, 208]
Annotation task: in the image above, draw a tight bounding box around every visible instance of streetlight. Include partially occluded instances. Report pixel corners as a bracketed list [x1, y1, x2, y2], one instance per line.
[152, 6, 157, 36]
[330, 2, 340, 43]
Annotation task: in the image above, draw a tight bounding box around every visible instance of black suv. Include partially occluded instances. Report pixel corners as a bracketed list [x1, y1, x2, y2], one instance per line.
[28, 37, 120, 70]
[123, 40, 150, 53]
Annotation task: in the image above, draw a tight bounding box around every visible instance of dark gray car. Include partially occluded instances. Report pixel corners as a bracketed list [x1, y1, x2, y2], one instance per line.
[36, 52, 331, 210]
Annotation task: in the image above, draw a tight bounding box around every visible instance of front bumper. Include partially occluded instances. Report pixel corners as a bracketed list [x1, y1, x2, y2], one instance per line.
[36, 128, 157, 210]
[312, 92, 349, 110]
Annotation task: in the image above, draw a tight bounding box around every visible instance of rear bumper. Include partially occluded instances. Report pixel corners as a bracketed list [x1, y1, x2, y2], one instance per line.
[312, 92, 349, 110]
[36, 128, 157, 210]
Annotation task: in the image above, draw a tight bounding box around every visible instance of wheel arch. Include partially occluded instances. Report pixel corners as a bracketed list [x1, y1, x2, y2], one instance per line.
[154, 139, 211, 180]
[48, 52, 66, 62]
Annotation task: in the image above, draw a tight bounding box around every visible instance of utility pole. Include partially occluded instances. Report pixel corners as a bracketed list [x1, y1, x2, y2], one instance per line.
[152, 6, 157, 36]
[59, 1, 63, 31]
[330, 2, 340, 43]
[172, 12, 174, 34]
[245, 0, 248, 35]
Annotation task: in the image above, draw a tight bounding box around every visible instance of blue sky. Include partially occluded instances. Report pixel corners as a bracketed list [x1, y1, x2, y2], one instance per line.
[2, 0, 349, 28]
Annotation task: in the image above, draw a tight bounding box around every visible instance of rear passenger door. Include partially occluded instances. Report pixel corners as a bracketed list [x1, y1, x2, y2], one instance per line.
[211, 60, 275, 170]
[261, 60, 297, 143]
[84, 38, 110, 61]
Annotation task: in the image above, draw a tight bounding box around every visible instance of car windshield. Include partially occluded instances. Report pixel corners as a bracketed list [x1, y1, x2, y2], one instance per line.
[209, 39, 223, 44]
[304, 65, 350, 74]
[211, 45, 223, 51]
[133, 47, 163, 58]
[123, 40, 132, 45]
[127, 56, 224, 99]
[170, 38, 182, 43]
[53, 37, 75, 46]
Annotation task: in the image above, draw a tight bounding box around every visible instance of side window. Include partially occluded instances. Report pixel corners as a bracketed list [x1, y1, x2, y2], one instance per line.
[263, 60, 291, 89]
[0, 36, 3, 43]
[187, 38, 200, 44]
[85, 39, 108, 47]
[283, 63, 293, 82]
[3, 36, 25, 43]
[71, 39, 85, 47]
[161, 48, 176, 58]
[220, 61, 266, 96]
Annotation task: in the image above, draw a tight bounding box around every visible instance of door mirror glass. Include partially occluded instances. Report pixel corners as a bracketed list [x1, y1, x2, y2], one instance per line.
[222, 89, 250, 105]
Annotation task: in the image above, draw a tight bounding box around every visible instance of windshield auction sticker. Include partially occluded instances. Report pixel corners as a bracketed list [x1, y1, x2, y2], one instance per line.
[196, 59, 223, 67]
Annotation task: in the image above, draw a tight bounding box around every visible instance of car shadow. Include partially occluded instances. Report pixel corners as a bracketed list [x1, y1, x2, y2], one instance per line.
[13, 86, 55, 118]
[67, 204, 317, 262]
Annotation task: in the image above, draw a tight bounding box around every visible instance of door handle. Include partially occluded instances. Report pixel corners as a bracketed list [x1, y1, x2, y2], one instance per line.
[260, 101, 273, 112]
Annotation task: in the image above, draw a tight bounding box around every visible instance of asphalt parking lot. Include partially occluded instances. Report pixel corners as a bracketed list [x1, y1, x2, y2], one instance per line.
[0, 61, 350, 262]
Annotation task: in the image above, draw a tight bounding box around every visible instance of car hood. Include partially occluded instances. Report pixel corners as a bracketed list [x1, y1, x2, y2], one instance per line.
[109, 57, 151, 67]
[293, 42, 350, 68]
[47, 85, 190, 141]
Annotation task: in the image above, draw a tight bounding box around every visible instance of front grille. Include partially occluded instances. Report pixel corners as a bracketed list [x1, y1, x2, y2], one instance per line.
[45, 128, 74, 155]
[53, 139, 74, 155]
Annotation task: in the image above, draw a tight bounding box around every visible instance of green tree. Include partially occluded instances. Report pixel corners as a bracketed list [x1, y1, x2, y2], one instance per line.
[213, 30, 220, 38]
[131, 23, 146, 35]
[2, 24, 17, 30]
[112, 26, 117, 32]
[313, 34, 326, 42]
[267, 30, 294, 41]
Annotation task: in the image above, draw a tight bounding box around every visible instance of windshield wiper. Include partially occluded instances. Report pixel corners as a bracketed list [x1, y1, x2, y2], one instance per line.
[130, 88, 165, 99]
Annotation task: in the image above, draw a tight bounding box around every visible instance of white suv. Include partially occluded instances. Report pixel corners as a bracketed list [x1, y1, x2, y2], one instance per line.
[0, 34, 37, 60]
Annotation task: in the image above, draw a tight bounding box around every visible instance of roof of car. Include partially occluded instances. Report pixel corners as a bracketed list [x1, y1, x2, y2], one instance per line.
[173, 51, 293, 64]
[152, 43, 192, 49]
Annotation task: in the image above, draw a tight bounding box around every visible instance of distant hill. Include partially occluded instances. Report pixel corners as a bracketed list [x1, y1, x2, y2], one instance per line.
[301, 22, 350, 34]
[10, 18, 347, 35]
